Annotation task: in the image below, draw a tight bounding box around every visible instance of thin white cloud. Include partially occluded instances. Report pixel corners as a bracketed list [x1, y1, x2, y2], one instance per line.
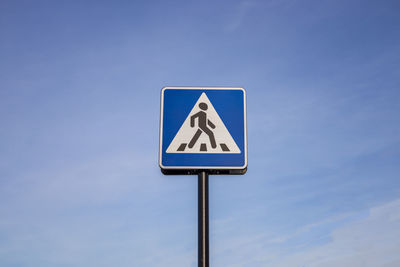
[274, 199, 400, 266]
[0, 150, 196, 267]
[225, 1, 257, 32]
[212, 198, 400, 266]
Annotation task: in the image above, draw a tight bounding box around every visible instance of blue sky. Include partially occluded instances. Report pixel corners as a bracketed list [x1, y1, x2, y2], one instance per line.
[1, 0, 400, 266]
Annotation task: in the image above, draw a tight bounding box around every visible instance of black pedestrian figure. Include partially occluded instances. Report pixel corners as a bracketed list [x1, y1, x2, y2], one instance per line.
[188, 102, 217, 149]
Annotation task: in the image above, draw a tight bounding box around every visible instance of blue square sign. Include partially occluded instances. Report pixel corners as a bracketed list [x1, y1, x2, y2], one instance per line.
[159, 87, 247, 174]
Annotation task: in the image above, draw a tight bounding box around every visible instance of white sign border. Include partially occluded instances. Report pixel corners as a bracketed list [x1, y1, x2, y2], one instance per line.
[159, 86, 247, 170]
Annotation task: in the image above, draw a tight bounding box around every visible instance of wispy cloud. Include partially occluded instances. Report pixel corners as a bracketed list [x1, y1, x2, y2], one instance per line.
[211, 198, 400, 266]
[275, 199, 400, 266]
[225, 1, 257, 32]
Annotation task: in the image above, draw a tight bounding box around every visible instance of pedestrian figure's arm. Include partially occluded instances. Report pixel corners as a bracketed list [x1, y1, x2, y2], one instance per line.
[208, 120, 216, 129]
[190, 112, 200, 127]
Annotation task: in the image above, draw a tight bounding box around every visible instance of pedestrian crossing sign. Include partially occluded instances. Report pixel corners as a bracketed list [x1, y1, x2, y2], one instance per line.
[159, 87, 247, 174]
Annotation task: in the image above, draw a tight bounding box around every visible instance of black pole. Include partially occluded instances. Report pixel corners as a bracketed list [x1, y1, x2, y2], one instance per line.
[198, 171, 209, 267]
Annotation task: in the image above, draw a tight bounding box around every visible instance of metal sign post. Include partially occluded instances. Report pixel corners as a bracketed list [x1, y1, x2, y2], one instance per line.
[198, 171, 209, 267]
[159, 87, 247, 266]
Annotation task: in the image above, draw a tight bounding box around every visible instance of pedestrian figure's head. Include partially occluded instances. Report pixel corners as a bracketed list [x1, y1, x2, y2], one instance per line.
[199, 102, 208, 110]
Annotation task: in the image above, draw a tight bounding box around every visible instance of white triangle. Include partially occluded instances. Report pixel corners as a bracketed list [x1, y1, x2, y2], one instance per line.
[166, 93, 241, 154]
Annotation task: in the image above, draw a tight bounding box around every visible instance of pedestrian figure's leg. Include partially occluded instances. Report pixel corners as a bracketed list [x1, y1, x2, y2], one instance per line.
[202, 128, 217, 148]
[188, 129, 202, 148]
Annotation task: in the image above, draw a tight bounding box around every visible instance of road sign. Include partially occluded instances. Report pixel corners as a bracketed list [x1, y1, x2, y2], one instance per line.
[159, 87, 247, 174]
